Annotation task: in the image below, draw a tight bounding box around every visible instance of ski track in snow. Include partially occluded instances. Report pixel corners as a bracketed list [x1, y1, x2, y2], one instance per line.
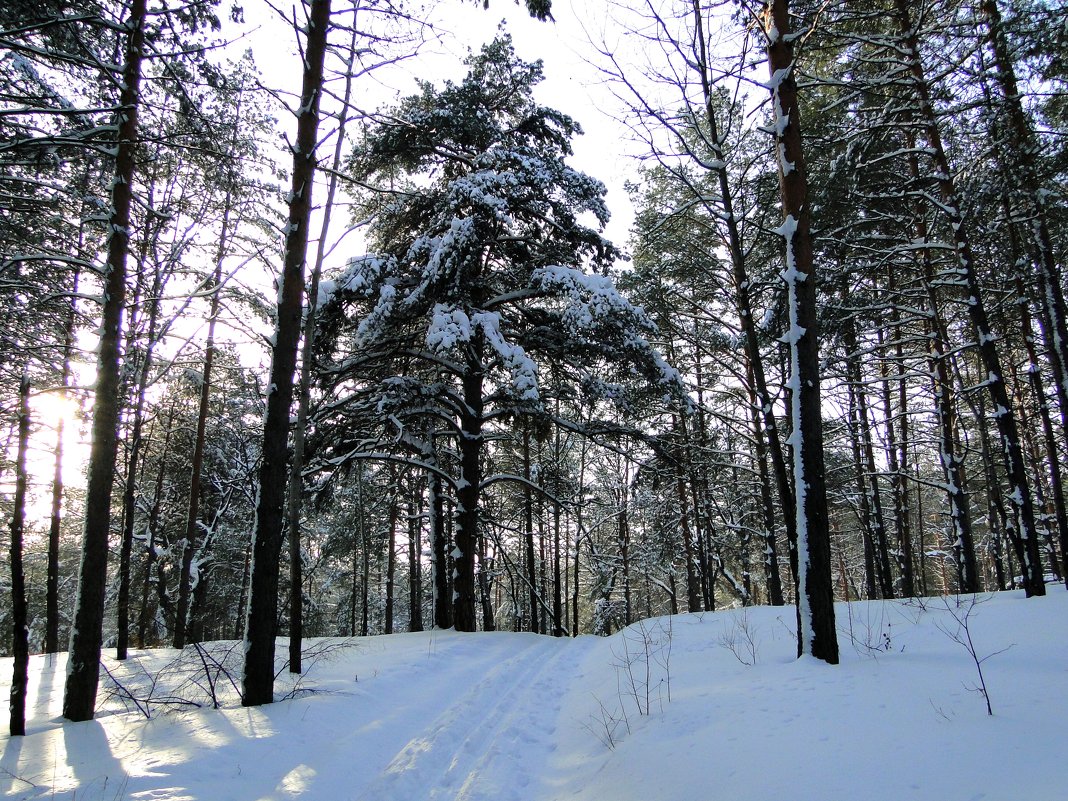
[6, 591, 1068, 801]
[0, 632, 596, 801]
[353, 635, 592, 801]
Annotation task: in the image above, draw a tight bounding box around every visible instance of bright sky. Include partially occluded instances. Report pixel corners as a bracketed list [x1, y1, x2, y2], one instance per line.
[243, 0, 639, 253]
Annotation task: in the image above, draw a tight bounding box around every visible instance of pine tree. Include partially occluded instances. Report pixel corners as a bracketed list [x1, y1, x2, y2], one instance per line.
[242, 0, 333, 707]
[63, 0, 150, 722]
[761, 0, 838, 663]
[314, 35, 685, 632]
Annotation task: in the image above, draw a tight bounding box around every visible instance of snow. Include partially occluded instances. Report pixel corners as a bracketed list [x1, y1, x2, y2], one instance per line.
[426, 304, 474, 353]
[472, 311, 540, 402]
[4, 589, 1067, 800]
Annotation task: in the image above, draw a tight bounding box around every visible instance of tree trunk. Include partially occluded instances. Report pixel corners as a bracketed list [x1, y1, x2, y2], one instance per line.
[522, 424, 539, 632]
[763, 0, 838, 664]
[64, 0, 147, 721]
[361, 527, 371, 635]
[453, 364, 484, 632]
[242, 0, 332, 707]
[849, 383, 879, 601]
[1010, 362, 1062, 580]
[409, 486, 424, 632]
[620, 487, 632, 626]
[572, 438, 590, 636]
[430, 471, 451, 629]
[478, 529, 496, 632]
[385, 483, 398, 635]
[997, 143, 1068, 584]
[904, 133, 980, 594]
[286, 20, 359, 669]
[117, 274, 161, 658]
[46, 265, 80, 654]
[8, 374, 31, 736]
[136, 403, 176, 646]
[174, 238, 225, 650]
[552, 490, 564, 636]
[878, 312, 915, 597]
[842, 304, 894, 598]
[748, 370, 785, 605]
[693, 0, 798, 589]
[982, 2, 1068, 516]
[675, 472, 701, 612]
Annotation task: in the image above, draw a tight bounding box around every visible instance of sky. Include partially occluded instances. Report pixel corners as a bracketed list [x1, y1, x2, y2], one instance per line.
[242, 0, 642, 251]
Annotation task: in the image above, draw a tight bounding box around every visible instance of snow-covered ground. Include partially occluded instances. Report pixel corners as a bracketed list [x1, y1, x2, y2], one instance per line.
[3, 588, 1066, 800]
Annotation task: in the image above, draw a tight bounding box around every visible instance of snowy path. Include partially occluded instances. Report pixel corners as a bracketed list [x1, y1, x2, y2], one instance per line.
[352, 634, 595, 801]
[0, 631, 601, 801]
[8, 592, 1068, 801]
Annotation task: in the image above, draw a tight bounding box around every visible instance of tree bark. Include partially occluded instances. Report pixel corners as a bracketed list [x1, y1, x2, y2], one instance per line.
[430, 471, 451, 629]
[903, 131, 980, 593]
[747, 367, 785, 605]
[286, 19, 358, 669]
[242, 0, 332, 707]
[620, 486, 632, 626]
[763, 0, 838, 664]
[63, 0, 147, 721]
[878, 308, 915, 597]
[385, 481, 398, 635]
[841, 303, 894, 598]
[136, 402, 176, 646]
[175, 127, 240, 650]
[409, 484, 424, 632]
[982, 1, 1068, 507]
[522, 423, 539, 632]
[453, 364, 484, 632]
[478, 527, 496, 632]
[8, 374, 31, 736]
[117, 269, 161, 658]
[173, 266, 221, 650]
[552, 483, 564, 636]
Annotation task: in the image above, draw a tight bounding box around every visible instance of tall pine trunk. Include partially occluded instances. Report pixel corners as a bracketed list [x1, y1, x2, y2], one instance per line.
[904, 135, 979, 593]
[136, 402, 176, 646]
[841, 303, 894, 598]
[117, 265, 163, 658]
[8, 375, 31, 735]
[522, 423, 539, 632]
[453, 364, 483, 632]
[878, 300, 915, 598]
[763, 0, 838, 664]
[286, 20, 359, 670]
[430, 470, 451, 629]
[384, 483, 398, 635]
[63, 0, 147, 721]
[242, 0, 332, 706]
[409, 484, 424, 632]
[173, 244, 225, 650]
[982, 0, 1068, 493]
[748, 368, 785, 605]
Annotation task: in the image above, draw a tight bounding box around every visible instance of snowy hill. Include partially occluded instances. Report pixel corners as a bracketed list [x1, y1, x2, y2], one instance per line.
[3, 588, 1066, 800]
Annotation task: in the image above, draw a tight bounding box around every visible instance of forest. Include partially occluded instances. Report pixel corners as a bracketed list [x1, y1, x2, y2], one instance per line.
[2, 0, 1067, 730]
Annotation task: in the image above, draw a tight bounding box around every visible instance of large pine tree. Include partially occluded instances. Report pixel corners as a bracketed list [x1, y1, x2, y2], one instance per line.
[314, 35, 685, 632]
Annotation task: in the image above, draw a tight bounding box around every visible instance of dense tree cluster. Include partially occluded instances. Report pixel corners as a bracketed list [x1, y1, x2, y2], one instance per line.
[2, 0, 1066, 724]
